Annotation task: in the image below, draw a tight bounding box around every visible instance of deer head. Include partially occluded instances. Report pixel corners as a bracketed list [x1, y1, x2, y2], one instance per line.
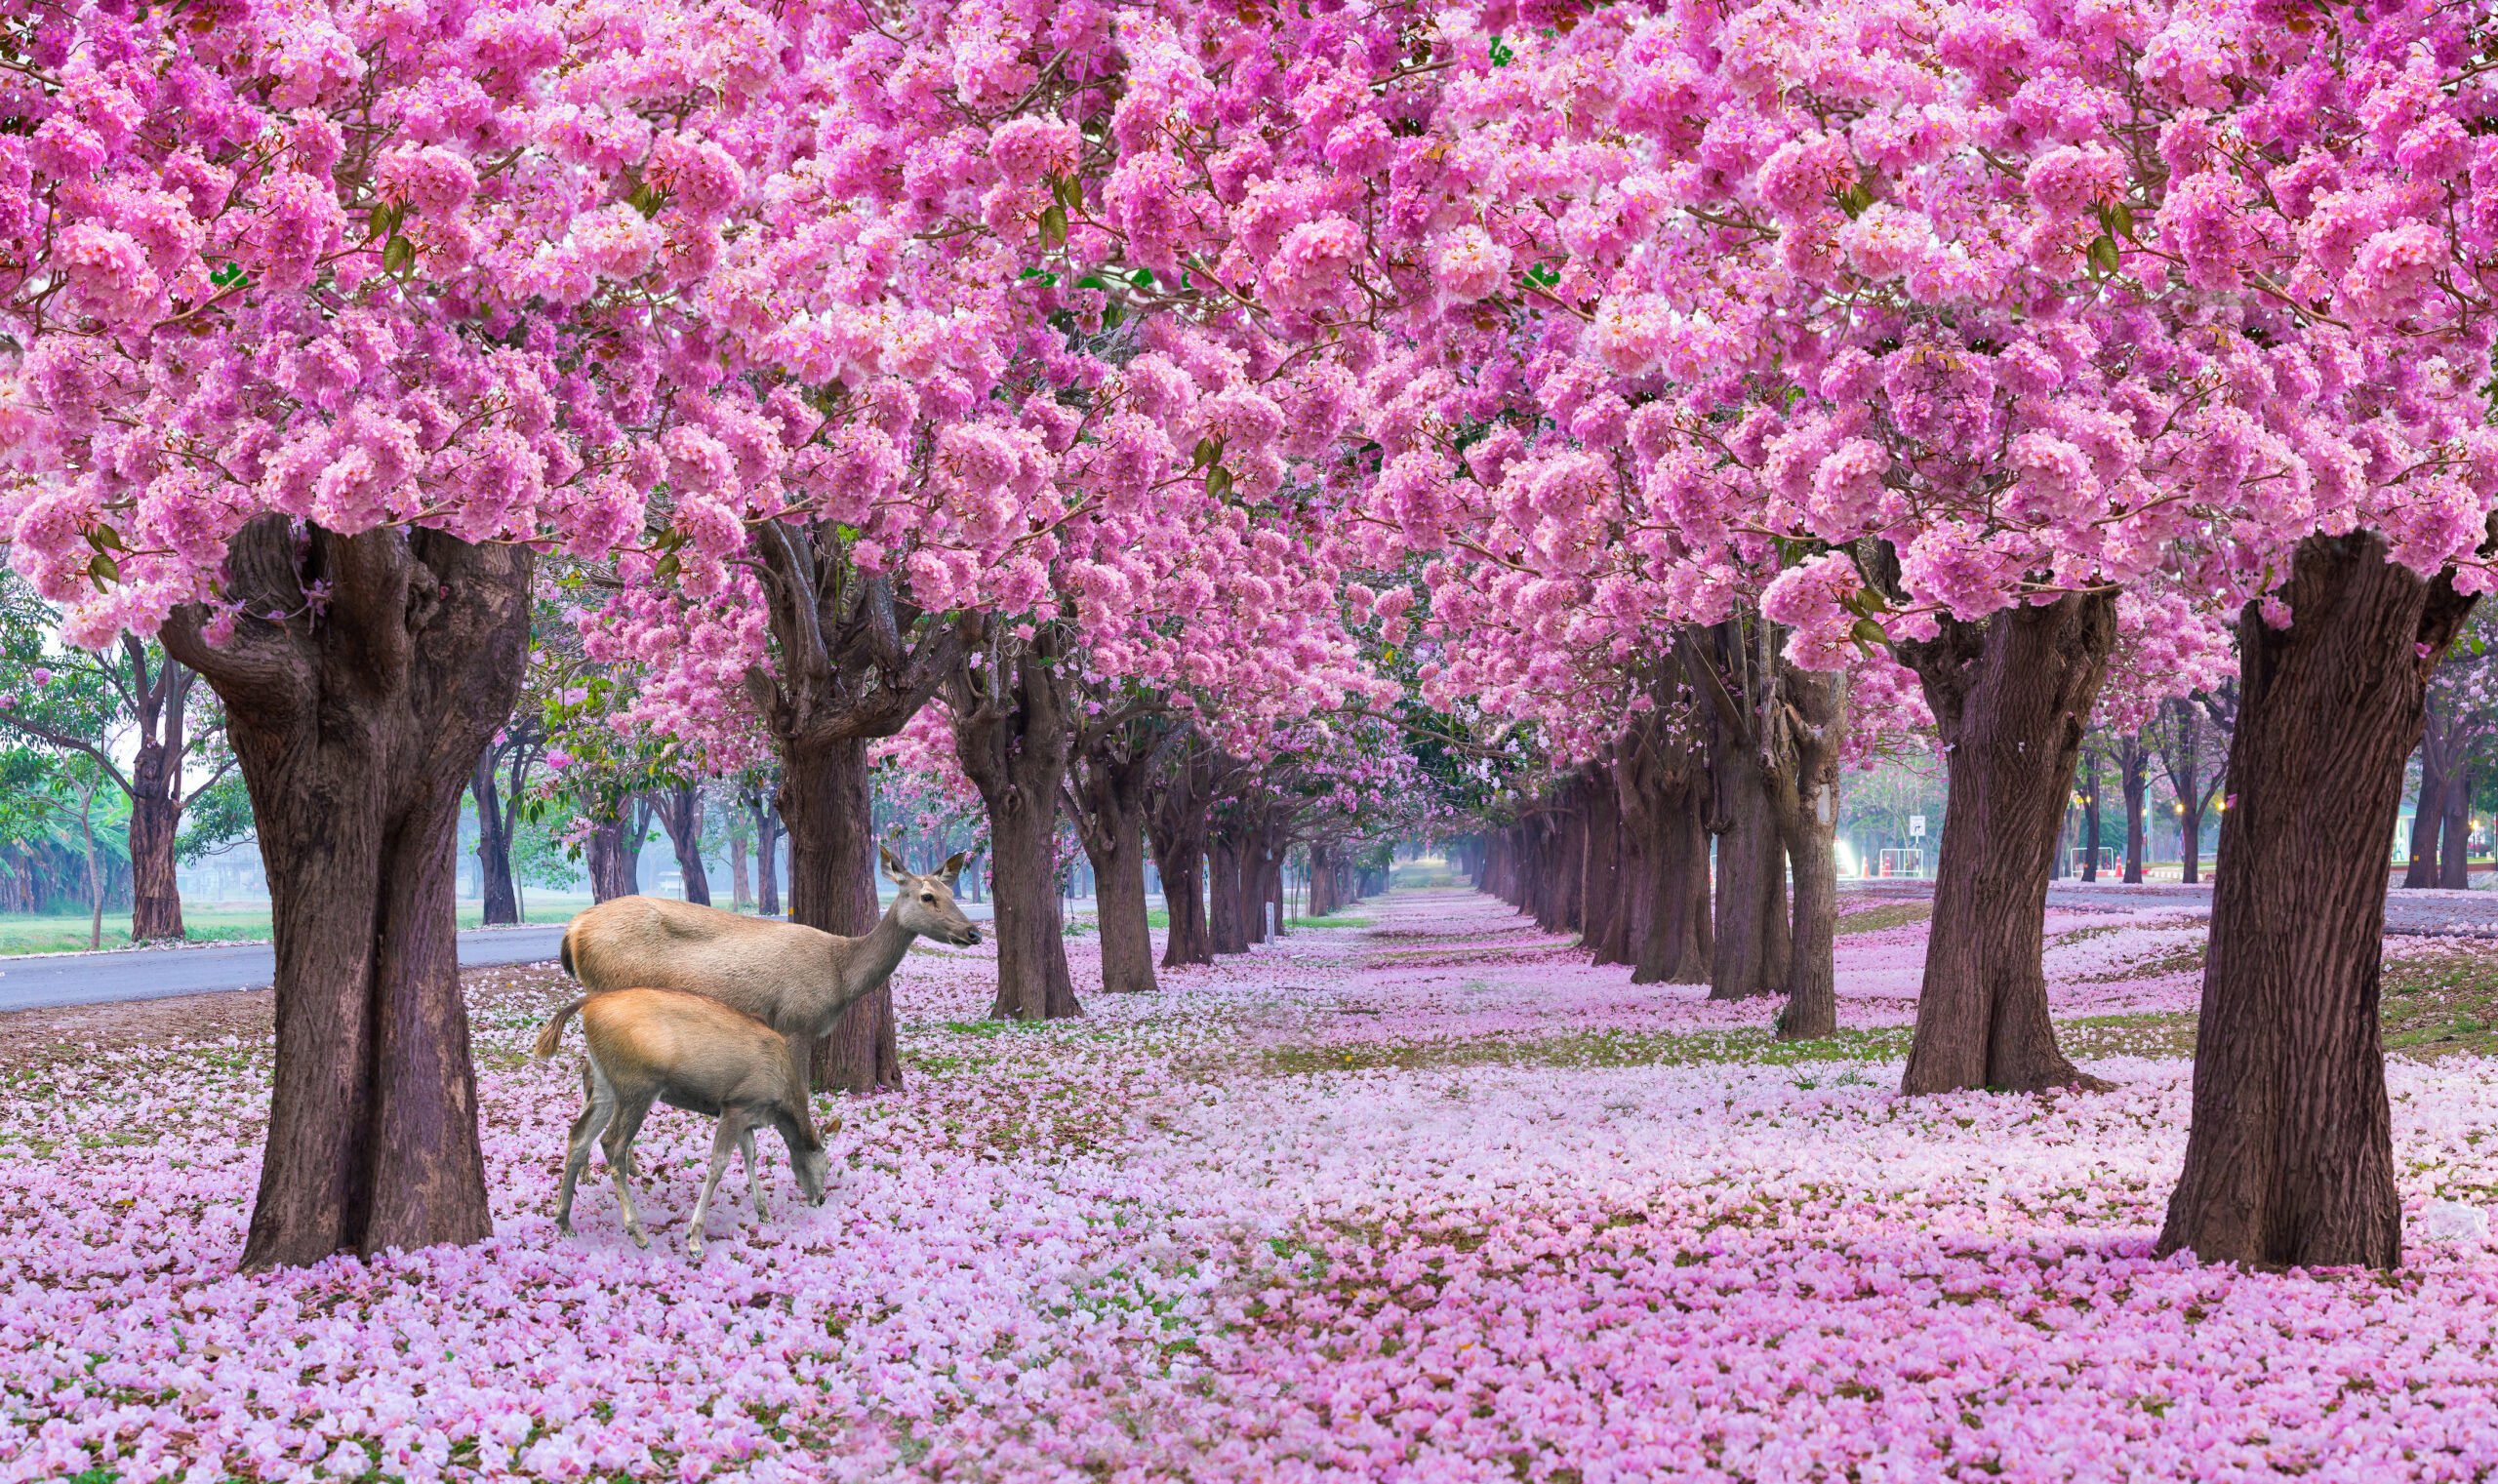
[882, 844, 982, 946]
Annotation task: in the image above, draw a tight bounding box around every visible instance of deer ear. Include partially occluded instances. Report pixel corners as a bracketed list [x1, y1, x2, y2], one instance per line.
[940, 850, 969, 885]
[879, 842, 909, 885]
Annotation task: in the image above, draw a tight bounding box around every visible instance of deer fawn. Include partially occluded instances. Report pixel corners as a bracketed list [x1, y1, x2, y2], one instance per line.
[533, 986, 828, 1261]
[560, 846, 981, 1085]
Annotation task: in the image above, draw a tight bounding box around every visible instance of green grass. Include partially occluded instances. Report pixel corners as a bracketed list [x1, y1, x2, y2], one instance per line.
[2381, 947, 2498, 1059]
[1256, 1023, 1914, 1077]
[0, 899, 586, 955]
[1836, 901, 1932, 935]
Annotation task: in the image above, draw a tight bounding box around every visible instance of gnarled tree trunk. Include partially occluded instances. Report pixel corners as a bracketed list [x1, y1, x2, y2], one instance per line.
[1894, 592, 2115, 1096]
[126, 778, 184, 943]
[1148, 749, 1213, 967]
[2441, 764, 2474, 890]
[470, 752, 519, 926]
[953, 640, 1082, 1021]
[1068, 736, 1157, 994]
[782, 735, 901, 1092]
[1767, 665, 1848, 1041]
[2158, 533, 2477, 1271]
[164, 520, 530, 1271]
[653, 782, 710, 905]
[1208, 826, 1248, 955]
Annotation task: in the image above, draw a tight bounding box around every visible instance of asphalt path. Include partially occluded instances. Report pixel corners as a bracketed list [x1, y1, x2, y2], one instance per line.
[0, 898, 1015, 1015]
[1847, 878, 2498, 938]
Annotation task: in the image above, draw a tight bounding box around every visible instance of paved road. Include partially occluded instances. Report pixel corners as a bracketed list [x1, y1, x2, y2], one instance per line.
[1846, 878, 2498, 938]
[0, 925, 575, 1014]
[0, 897, 1024, 1014]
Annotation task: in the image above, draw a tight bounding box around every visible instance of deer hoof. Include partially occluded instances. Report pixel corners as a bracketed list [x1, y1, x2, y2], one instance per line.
[626, 1226, 649, 1249]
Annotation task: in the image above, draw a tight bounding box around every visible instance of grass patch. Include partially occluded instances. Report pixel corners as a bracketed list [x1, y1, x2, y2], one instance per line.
[2381, 947, 2498, 1060]
[2058, 1011, 2200, 1061]
[1836, 901, 1932, 936]
[1255, 1023, 1912, 1077]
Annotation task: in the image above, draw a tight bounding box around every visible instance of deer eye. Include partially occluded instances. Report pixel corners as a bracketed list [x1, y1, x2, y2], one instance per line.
[921, 893, 936, 903]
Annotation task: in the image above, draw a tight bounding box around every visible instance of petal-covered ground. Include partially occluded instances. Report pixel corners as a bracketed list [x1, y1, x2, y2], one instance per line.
[7, 888, 2498, 1482]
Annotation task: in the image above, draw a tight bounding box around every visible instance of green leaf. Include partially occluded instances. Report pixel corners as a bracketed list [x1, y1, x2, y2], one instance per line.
[367, 202, 401, 241]
[383, 235, 415, 274]
[2101, 201, 2135, 240]
[2086, 235, 2120, 277]
[1074, 274, 1108, 291]
[1103, 304, 1122, 329]
[1053, 176, 1082, 210]
[87, 552, 118, 584]
[1849, 617, 1888, 646]
[1837, 182, 1874, 220]
[1206, 466, 1233, 500]
[1191, 436, 1221, 468]
[1039, 205, 1068, 250]
[1131, 268, 1154, 288]
[86, 526, 123, 552]
[655, 552, 681, 582]
[627, 182, 662, 219]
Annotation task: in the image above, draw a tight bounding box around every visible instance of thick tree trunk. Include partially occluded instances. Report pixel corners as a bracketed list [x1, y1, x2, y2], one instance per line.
[1708, 749, 1789, 1001]
[1631, 771, 1712, 985]
[1152, 826, 1211, 967]
[163, 521, 528, 1271]
[126, 773, 184, 943]
[469, 753, 519, 927]
[2179, 803, 2203, 886]
[730, 827, 751, 910]
[953, 644, 1082, 1021]
[2441, 766, 2473, 890]
[1895, 592, 2114, 1096]
[654, 783, 711, 905]
[2079, 749, 2103, 882]
[781, 735, 904, 1092]
[1209, 828, 1249, 954]
[1583, 758, 1630, 966]
[2117, 736, 2151, 883]
[2404, 712, 2445, 888]
[753, 798, 782, 918]
[1768, 666, 1847, 1041]
[1070, 748, 1157, 994]
[2157, 534, 2475, 1270]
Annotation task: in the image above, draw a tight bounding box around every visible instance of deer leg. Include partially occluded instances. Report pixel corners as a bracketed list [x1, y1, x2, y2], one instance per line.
[686, 1115, 745, 1263]
[602, 1097, 655, 1249]
[556, 1062, 616, 1237]
[738, 1127, 767, 1221]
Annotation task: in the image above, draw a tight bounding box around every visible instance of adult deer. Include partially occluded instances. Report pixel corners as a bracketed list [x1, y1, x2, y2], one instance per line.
[533, 986, 828, 1260]
[560, 846, 981, 1085]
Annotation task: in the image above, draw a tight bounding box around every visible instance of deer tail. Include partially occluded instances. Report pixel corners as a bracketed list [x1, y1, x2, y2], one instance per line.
[559, 927, 577, 980]
[533, 998, 587, 1061]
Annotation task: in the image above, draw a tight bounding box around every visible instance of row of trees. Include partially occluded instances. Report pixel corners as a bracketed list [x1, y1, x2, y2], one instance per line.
[2, 0, 2488, 1280]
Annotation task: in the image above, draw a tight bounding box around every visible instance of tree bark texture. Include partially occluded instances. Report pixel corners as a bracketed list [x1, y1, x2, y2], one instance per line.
[584, 796, 648, 902]
[2441, 763, 2473, 890]
[2079, 748, 2103, 882]
[2157, 533, 2478, 1271]
[781, 735, 903, 1093]
[470, 752, 519, 927]
[2404, 697, 2449, 889]
[1618, 718, 1712, 985]
[1895, 592, 2115, 1096]
[751, 793, 782, 918]
[1767, 665, 1848, 1041]
[1208, 828, 1248, 955]
[126, 787, 184, 943]
[653, 782, 710, 906]
[1582, 757, 1633, 965]
[744, 528, 971, 1090]
[1148, 748, 1214, 967]
[952, 640, 1082, 1021]
[162, 520, 530, 1271]
[2115, 733, 2152, 884]
[1068, 732, 1158, 994]
[1682, 622, 1787, 1003]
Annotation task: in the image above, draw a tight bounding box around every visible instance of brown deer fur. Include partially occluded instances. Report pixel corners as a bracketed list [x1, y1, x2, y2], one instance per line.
[560, 847, 980, 1086]
[533, 986, 828, 1260]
